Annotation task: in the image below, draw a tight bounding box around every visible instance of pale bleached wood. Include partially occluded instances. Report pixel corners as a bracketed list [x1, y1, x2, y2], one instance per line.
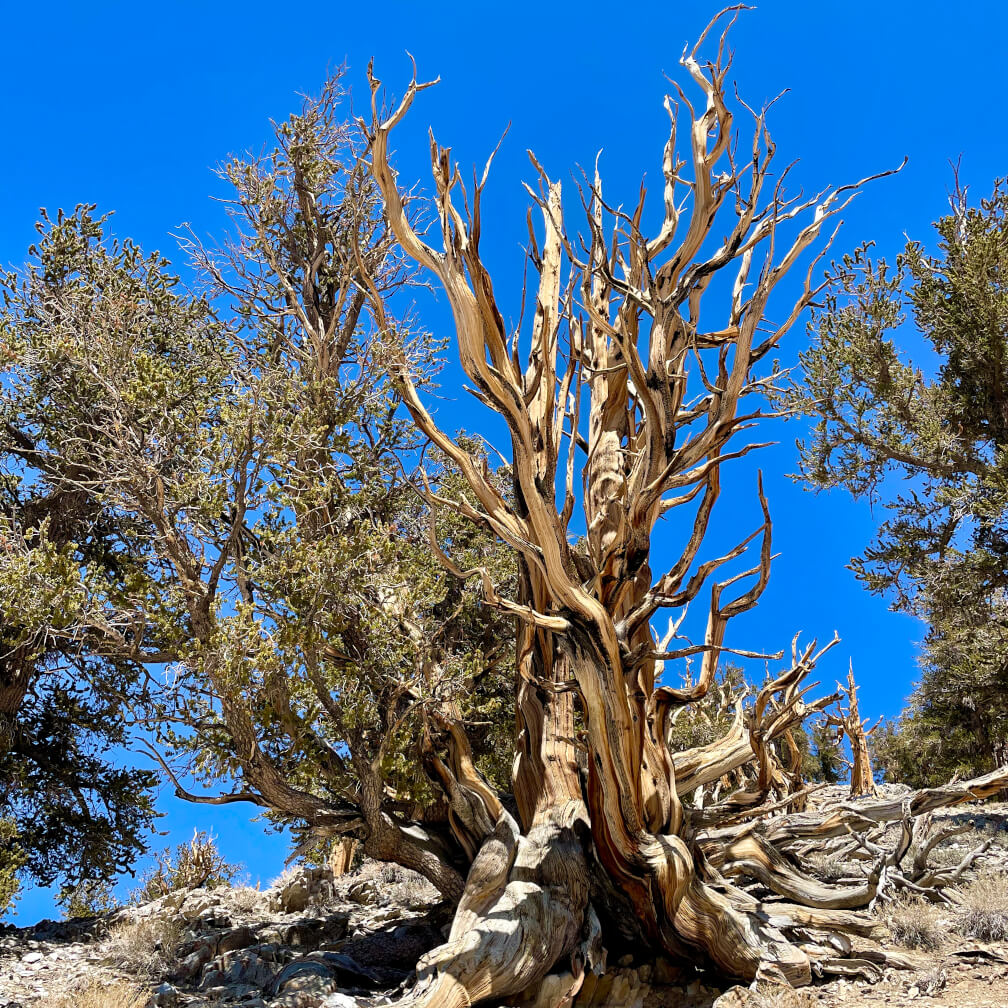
[355, 11, 967, 1006]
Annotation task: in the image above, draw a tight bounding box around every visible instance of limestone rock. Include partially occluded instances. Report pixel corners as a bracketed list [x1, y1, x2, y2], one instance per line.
[345, 879, 379, 905]
[152, 981, 179, 1007]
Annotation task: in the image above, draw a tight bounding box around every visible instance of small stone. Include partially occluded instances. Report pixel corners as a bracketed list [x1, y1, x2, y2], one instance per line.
[21, 952, 42, 965]
[152, 981, 179, 1007]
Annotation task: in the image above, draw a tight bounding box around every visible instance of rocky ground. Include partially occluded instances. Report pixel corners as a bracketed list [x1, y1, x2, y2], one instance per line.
[0, 794, 1006, 1008]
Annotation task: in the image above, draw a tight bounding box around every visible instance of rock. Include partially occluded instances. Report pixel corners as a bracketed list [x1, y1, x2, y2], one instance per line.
[275, 964, 339, 999]
[346, 880, 379, 905]
[159, 889, 188, 912]
[170, 945, 213, 982]
[272, 994, 329, 1008]
[270, 952, 383, 996]
[216, 925, 258, 954]
[179, 891, 220, 922]
[283, 921, 320, 948]
[20, 953, 41, 965]
[152, 981, 179, 1007]
[321, 996, 359, 1008]
[267, 866, 337, 915]
[368, 905, 402, 925]
[310, 950, 384, 985]
[276, 915, 346, 948]
[281, 880, 311, 914]
[198, 966, 225, 991]
[229, 950, 276, 987]
[247, 941, 286, 962]
[202, 948, 276, 990]
[204, 982, 261, 1000]
[341, 919, 438, 973]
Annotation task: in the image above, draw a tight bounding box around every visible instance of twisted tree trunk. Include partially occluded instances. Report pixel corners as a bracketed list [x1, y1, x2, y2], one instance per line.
[352, 12, 1003, 1005]
[327, 838, 359, 877]
[826, 665, 879, 798]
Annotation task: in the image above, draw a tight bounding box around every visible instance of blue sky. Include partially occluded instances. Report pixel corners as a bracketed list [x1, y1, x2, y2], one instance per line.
[3, 1, 1007, 920]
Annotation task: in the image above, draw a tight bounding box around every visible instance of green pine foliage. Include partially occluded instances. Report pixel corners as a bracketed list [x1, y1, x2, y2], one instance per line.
[58, 877, 120, 919]
[779, 178, 1008, 782]
[0, 76, 517, 903]
[0, 818, 25, 915]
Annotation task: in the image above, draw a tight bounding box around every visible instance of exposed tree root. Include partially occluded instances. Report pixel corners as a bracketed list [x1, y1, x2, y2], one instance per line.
[394, 802, 592, 1008]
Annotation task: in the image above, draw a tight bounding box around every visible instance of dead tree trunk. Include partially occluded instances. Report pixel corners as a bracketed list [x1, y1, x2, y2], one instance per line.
[356, 11, 1003, 1003]
[328, 838, 359, 877]
[825, 665, 879, 798]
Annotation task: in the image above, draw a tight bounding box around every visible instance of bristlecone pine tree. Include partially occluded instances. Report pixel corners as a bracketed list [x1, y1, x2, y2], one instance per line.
[779, 165, 1008, 785]
[351, 13, 1008, 1004]
[5, 11, 1007, 1000]
[824, 665, 879, 798]
[0, 76, 518, 908]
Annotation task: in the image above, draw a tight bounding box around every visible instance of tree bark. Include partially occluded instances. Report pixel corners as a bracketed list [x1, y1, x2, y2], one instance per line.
[826, 666, 879, 798]
[355, 14, 992, 1003]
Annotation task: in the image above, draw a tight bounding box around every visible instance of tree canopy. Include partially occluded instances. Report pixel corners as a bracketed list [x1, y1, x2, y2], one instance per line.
[780, 177, 1008, 783]
[0, 79, 517, 908]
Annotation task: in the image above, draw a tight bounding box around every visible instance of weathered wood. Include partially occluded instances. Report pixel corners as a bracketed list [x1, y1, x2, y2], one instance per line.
[824, 664, 879, 797]
[328, 837, 359, 877]
[355, 11, 980, 1005]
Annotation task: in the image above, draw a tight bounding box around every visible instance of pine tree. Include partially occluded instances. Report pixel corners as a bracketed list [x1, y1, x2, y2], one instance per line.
[778, 176, 1008, 782]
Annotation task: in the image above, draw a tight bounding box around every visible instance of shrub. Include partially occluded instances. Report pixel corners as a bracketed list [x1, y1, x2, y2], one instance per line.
[106, 913, 182, 978]
[225, 884, 264, 915]
[884, 897, 947, 950]
[52, 977, 147, 1008]
[748, 982, 819, 1007]
[805, 853, 850, 883]
[134, 828, 238, 902]
[956, 871, 1008, 942]
[379, 862, 408, 885]
[919, 966, 948, 996]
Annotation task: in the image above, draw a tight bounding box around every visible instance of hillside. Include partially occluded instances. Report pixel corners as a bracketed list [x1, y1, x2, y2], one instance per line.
[2, 791, 1007, 1008]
